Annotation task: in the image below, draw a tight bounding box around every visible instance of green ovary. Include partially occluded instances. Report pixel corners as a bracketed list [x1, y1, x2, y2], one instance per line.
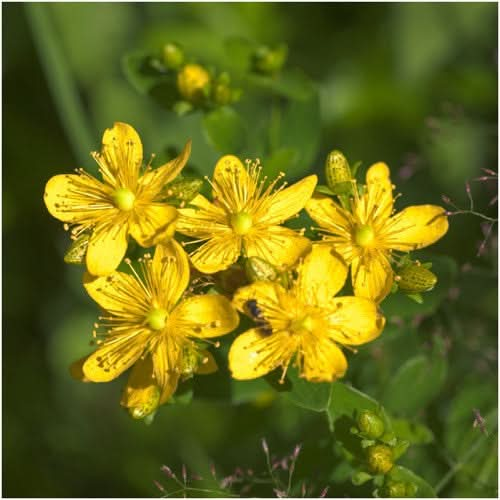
[112, 188, 136, 211]
[147, 308, 168, 331]
[230, 211, 253, 235]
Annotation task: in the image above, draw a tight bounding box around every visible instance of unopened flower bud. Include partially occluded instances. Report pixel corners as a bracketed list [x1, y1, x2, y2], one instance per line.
[382, 480, 408, 498]
[245, 256, 279, 282]
[325, 150, 354, 195]
[357, 410, 385, 439]
[366, 444, 393, 475]
[127, 385, 161, 420]
[162, 42, 184, 70]
[166, 178, 203, 204]
[396, 262, 437, 294]
[252, 44, 288, 75]
[213, 82, 233, 106]
[64, 232, 90, 265]
[177, 64, 211, 104]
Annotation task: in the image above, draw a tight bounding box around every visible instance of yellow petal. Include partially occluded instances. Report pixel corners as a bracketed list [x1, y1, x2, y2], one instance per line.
[381, 205, 449, 251]
[83, 270, 149, 316]
[44, 174, 113, 223]
[121, 355, 160, 418]
[305, 194, 353, 241]
[233, 281, 283, 316]
[138, 140, 191, 195]
[86, 219, 129, 276]
[171, 295, 239, 338]
[82, 330, 149, 382]
[196, 350, 218, 375]
[351, 251, 393, 303]
[300, 337, 347, 382]
[258, 175, 318, 224]
[359, 162, 394, 222]
[229, 328, 295, 380]
[151, 339, 181, 404]
[69, 355, 91, 382]
[176, 194, 230, 237]
[153, 239, 190, 307]
[129, 203, 178, 247]
[294, 244, 348, 306]
[212, 155, 254, 212]
[188, 234, 241, 274]
[245, 226, 311, 270]
[100, 122, 143, 186]
[327, 297, 385, 346]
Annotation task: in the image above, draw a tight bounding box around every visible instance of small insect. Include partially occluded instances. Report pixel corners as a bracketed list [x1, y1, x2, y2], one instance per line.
[472, 408, 488, 435]
[245, 299, 272, 335]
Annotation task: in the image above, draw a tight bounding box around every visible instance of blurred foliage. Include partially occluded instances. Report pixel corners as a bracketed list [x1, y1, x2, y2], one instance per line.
[3, 2, 497, 497]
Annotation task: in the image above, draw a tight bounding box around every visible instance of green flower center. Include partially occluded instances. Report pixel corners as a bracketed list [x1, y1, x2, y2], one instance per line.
[112, 188, 136, 211]
[230, 211, 253, 235]
[355, 224, 375, 247]
[290, 315, 314, 334]
[147, 308, 168, 331]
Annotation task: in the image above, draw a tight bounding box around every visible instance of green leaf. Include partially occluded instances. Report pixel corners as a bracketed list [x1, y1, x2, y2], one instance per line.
[387, 465, 437, 497]
[381, 254, 457, 320]
[122, 51, 180, 111]
[266, 366, 331, 412]
[392, 418, 434, 445]
[223, 36, 255, 74]
[122, 51, 164, 94]
[264, 147, 298, 178]
[276, 88, 321, 178]
[231, 378, 273, 405]
[381, 341, 447, 416]
[248, 69, 314, 101]
[203, 105, 246, 153]
[315, 185, 336, 196]
[328, 382, 392, 433]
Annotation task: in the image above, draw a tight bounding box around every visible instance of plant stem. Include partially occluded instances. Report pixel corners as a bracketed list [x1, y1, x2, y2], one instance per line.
[434, 430, 497, 494]
[25, 3, 95, 165]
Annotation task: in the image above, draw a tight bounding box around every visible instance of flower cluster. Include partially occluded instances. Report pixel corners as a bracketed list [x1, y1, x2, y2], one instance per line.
[44, 122, 448, 419]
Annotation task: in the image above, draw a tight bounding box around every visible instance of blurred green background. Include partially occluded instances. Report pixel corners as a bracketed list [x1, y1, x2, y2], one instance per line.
[3, 3, 497, 497]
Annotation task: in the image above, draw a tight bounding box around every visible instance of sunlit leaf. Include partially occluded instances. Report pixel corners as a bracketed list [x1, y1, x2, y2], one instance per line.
[203, 106, 246, 153]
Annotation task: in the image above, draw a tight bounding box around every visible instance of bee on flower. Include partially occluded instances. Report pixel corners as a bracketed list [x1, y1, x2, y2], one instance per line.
[306, 162, 449, 302]
[176, 155, 317, 274]
[229, 245, 385, 382]
[71, 241, 239, 418]
[44, 122, 191, 276]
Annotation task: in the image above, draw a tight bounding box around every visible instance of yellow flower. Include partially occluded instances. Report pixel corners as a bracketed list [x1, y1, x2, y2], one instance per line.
[71, 240, 239, 418]
[44, 122, 191, 276]
[229, 245, 385, 382]
[306, 163, 449, 302]
[177, 63, 211, 103]
[176, 155, 317, 274]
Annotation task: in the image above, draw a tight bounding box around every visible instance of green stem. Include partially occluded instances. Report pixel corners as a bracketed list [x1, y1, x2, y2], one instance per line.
[25, 3, 94, 165]
[269, 97, 281, 154]
[434, 430, 497, 494]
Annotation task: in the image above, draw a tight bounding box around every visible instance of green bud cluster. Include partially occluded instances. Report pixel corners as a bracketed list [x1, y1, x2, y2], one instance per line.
[64, 233, 90, 265]
[381, 479, 418, 498]
[162, 42, 185, 70]
[357, 410, 385, 439]
[251, 44, 288, 75]
[165, 177, 203, 205]
[325, 150, 354, 196]
[396, 261, 437, 294]
[366, 444, 394, 475]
